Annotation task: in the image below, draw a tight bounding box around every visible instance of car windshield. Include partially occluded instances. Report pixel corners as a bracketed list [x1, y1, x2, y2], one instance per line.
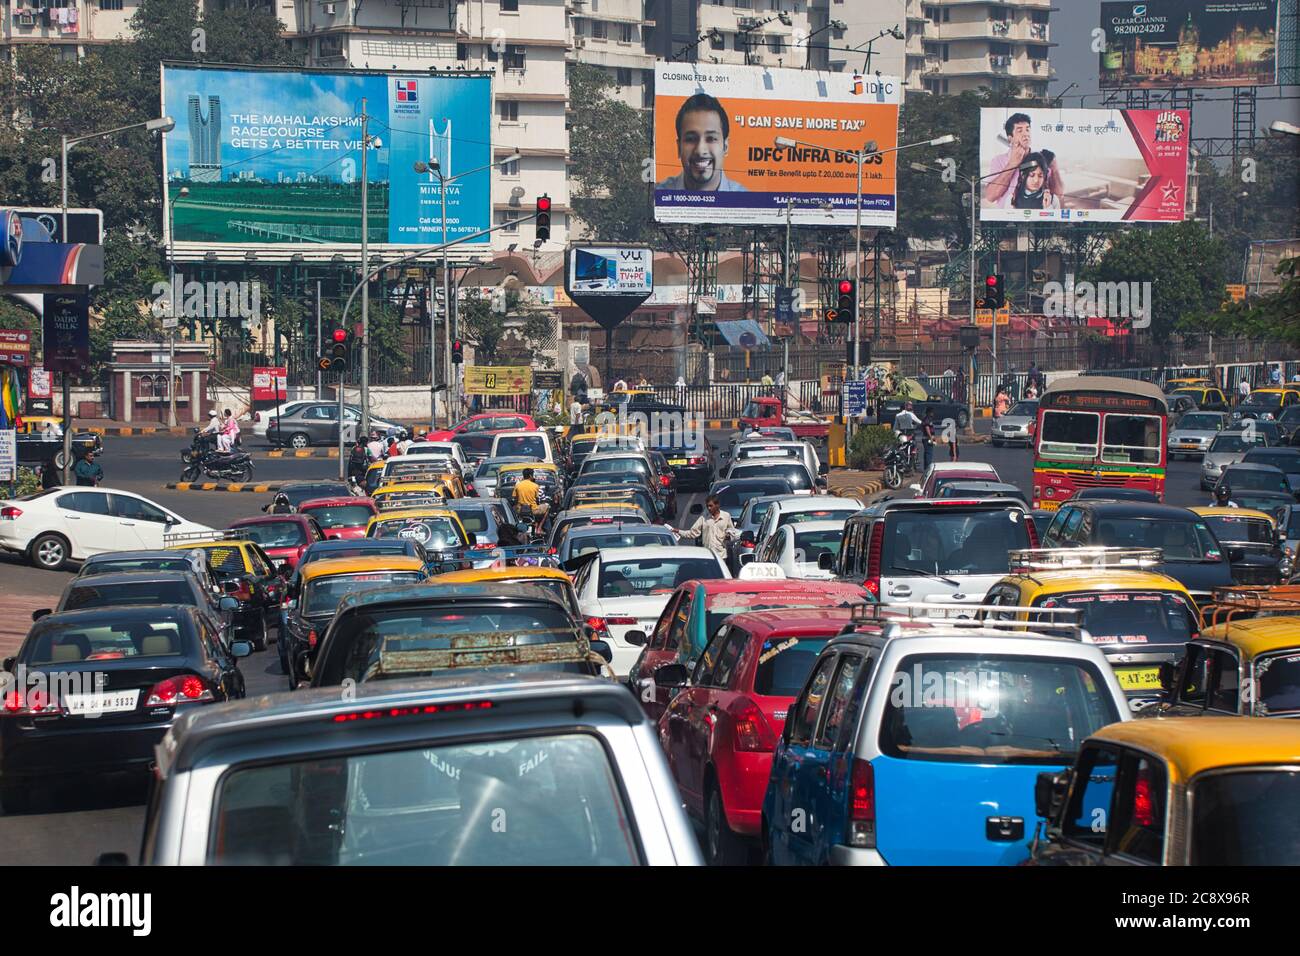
[1179, 414, 1222, 430]
[303, 572, 425, 616]
[235, 521, 308, 549]
[1008, 402, 1037, 417]
[303, 544, 412, 565]
[878, 654, 1120, 764]
[714, 482, 794, 519]
[495, 436, 546, 459]
[754, 637, 832, 696]
[1211, 434, 1262, 453]
[1223, 468, 1290, 493]
[282, 485, 350, 508]
[729, 462, 811, 490]
[883, 508, 1032, 576]
[791, 529, 844, 565]
[1190, 770, 1300, 865]
[207, 733, 640, 865]
[776, 508, 856, 531]
[81, 558, 194, 576]
[302, 505, 374, 529]
[370, 517, 465, 550]
[1248, 392, 1284, 407]
[27, 619, 185, 664]
[64, 580, 194, 611]
[566, 531, 673, 558]
[1200, 515, 1275, 545]
[1094, 517, 1222, 562]
[1036, 592, 1197, 646]
[597, 558, 724, 598]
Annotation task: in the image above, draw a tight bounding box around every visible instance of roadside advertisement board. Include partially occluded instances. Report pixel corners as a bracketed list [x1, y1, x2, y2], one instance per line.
[42, 294, 90, 373]
[251, 366, 287, 402]
[0, 330, 32, 366]
[568, 248, 652, 295]
[464, 366, 532, 396]
[979, 107, 1190, 223]
[652, 62, 901, 227]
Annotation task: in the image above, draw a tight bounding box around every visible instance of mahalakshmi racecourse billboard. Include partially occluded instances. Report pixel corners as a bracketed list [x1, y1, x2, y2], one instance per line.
[161, 64, 492, 260]
[652, 62, 901, 228]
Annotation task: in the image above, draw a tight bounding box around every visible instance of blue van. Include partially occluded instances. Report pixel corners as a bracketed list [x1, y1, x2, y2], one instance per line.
[762, 612, 1130, 865]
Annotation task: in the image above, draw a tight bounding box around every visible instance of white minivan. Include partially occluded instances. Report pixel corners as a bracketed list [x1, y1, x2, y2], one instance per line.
[489, 430, 556, 464]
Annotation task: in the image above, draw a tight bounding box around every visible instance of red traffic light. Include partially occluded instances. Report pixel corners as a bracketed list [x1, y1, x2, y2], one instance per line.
[332, 328, 347, 343]
[537, 196, 551, 212]
[838, 279, 853, 294]
[986, 275, 998, 287]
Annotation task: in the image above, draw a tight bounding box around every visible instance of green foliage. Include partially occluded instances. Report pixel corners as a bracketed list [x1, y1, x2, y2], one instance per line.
[9, 467, 42, 498]
[568, 63, 653, 243]
[459, 294, 505, 362]
[848, 425, 899, 471]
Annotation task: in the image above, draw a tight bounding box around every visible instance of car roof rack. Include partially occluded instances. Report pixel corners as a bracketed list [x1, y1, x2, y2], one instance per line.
[844, 602, 1083, 640]
[163, 529, 253, 547]
[1202, 585, 1300, 629]
[375, 493, 447, 512]
[1008, 547, 1163, 572]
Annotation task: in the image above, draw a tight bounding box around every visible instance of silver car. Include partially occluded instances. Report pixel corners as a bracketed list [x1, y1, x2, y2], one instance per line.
[990, 400, 1038, 447]
[130, 674, 702, 866]
[1167, 411, 1228, 460]
[469, 455, 538, 498]
[1200, 429, 1269, 489]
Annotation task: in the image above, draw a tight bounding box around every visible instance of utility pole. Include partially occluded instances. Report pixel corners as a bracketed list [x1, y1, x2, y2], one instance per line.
[315, 280, 323, 400]
[359, 99, 370, 437]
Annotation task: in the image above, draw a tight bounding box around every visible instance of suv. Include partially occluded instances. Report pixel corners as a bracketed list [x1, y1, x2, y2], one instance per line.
[833, 499, 1038, 604]
[127, 674, 702, 865]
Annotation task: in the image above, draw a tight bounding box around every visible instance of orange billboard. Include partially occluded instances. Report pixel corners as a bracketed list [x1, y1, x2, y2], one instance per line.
[652, 62, 900, 227]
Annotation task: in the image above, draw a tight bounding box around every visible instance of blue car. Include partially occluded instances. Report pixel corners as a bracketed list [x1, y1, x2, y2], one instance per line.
[762, 614, 1130, 865]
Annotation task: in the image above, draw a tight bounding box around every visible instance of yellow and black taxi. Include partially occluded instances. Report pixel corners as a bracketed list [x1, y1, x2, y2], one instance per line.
[15, 415, 102, 468]
[372, 482, 454, 512]
[434, 565, 582, 621]
[1235, 385, 1300, 423]
[381, 457, 465, 496]
[1163, 376, 1215, 394]
[280, 554, 429, 688]
[165, 531, 284, 649]
[363, 460, 387, 496]
[365, 507, 471, 548]
[1168, 383, 1230, 412]
[1030, 717, 1300, 865]
[982, 548, 1200, 704]
[1190, 506, 1285, 585]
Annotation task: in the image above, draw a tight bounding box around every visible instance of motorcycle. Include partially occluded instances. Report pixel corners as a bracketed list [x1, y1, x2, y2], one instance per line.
[882, 435, 919, 490]
[181, 431, 254, 483]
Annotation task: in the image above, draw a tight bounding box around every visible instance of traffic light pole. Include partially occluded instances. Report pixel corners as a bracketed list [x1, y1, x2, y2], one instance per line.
[337, 367, 347, 481]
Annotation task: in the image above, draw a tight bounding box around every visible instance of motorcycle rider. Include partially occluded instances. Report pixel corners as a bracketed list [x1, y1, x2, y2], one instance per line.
[1213, 483, 1239, 508]
[264, 492, 293, 514]
[512, 467, 548, 531]
[365, 429, 386, 462]
[348, 437, 369, 486]
[893, 401, 923, 471]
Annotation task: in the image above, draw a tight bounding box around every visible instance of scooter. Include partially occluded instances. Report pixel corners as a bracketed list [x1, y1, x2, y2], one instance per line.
[882, 434, 919, 490]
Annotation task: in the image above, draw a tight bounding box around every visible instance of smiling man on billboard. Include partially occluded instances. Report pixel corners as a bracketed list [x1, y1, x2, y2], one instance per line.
[656, 93, 748, 193]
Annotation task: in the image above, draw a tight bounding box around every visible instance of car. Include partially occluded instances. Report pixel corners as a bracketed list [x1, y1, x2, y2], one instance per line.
[990, 400, 1038, 447]
[723, 458, 818, 495]
[438, 498, 519, 551]
[266, 402, 400, 449]
[1275, 404, 1300, 443]
[833, 498, 1038, 604]
[1214, 461, 1293, 503]
[77, 548, 219, 596]
[1028, 718, 1300, 866]
[1163, 376, 1215, 394]
[751, 520, 844, 580]
[707, 477, 797, 523]
[0, 605, 250, 814]
[750, 495, 862, 551]
[1190, 506, 1285, 585]
[310, 582, 612, 686]
[656, 607, 858, 863]
[1166, 393, 1197, 416]
[879, 388, 970, 429]
[271, 481, 355, 511]
[557, 521, 678, 564]
[1030, 509, 1055, 541]
[364, 508, 474, 568]
[469, 456, 538, 499]
[489, 430, 556, 464]
[1252, 419, 1285, 447]
[451, 432, 497, 469]
[624, 580, 869, 722]
[547, 507, 650, 552]
[652, 439, 713, 491]
[166, 533, 285, 649]
[564, 433, 602, 479]
[935, 481, 1029, 505]
[1232, 386, 1300, 423]
[1200, 429, 1270, 489]
[381, 458, 466, 496]
[560, 482, 661, 524]
[251, 400, 309, 438]
[1066, 487, 1162, 504]
[41, 570, 240, 647]
[372, 482, 455, 513]
[576, 450, 657, 488]
[432, 566, 582, 621]
[730, 441, 823, 488]
[1241, 446, 1300, 495]
[572, 546, 731, 676]
[914, 461, 1000, 498]
[130, 673, 701, 865]
[423, 411, 538, 443]
[496, 461, 563, 510]
[295, 496, 378, 540]
[762, 607, 1130, 865]
[281, 555, 429, 687]
[402, 440, 469, 470]
[727, 494, 794, 574]
[0, 486, 213, 571]
[1169, 385, 1230, 412]
[293, 536, 430, 573]
[1166, 411, 1228, 459]
[1041, 501, 1233, 607]
[228, 513, 327, 571]
[15, 416, 102, 470]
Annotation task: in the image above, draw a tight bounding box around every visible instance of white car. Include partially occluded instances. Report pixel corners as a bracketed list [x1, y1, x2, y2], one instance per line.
[490, 430, 556, 464]
[572, 546, 730, 675]
[752, 495, 862, 550]
[404, 440, 469, 470]
[749, 520, 845, 580]
[731, 439, 822, 481]
[0, 487, 213, 571]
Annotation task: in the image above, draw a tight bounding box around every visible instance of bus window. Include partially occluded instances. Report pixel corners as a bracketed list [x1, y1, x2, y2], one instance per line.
[1040, 411, 1099, 460]
[1102, 415, 1162, 465]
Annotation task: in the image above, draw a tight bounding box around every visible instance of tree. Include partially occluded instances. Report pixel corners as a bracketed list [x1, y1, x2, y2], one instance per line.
[459, 293, 505, 362]
[568, 63, 653, 242]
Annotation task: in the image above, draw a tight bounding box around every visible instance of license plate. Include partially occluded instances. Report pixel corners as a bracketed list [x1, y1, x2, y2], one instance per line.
[1178, 443, 1198, 449]
[65, 690, 140, 715]
[1115, 667, 1162, 690]
[668, 459, 688, 466]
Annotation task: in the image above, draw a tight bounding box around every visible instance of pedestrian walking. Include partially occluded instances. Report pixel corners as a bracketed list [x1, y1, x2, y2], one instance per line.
[1238, 378, 1251, 405]
[920, 408, 936, 471]
[667, 494, 736, 562]
[947, 425, 960, 462]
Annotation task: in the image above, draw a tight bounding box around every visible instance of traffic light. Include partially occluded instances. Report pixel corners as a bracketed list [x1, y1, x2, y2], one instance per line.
[535, 195, 551, 243]
[319, 327, 350, 373]
[979, 274, 1005, 310]
[451, 339, 464, 365]
[826, 278, 855, 323]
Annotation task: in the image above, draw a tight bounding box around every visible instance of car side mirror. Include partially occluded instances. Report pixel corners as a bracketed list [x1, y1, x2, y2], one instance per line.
[1035, 770, 1070, 823]
[654, 663, 689, 688]
[1157, 660, 1176, 694]
[230, 640, 254, 659]
[95, 852, 130, 867]
[2, 657, 14, 673]
[589, 639, 613, 664]
[624, 630, 647, 646]
[31, 608, 52, 623]
[689, 502, 704, 515]
[739, 552, 755, 567]
[817, 552, 835, 571]
[219, 596, 239, 611]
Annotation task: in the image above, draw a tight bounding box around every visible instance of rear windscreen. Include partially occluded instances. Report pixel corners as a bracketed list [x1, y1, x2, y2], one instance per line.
[369, 517, 465, 549]
[883, 508, 1031, 577]
[495, 436, 547, 459]
[81, 559, 193, 576]
[234, 521, 308, 549]
[1035, 592, 1197, 646]
[27, 620, 185, 664]
[754, 637, 831, 697]
[303, 505, 374, 529]
[64, 581, 195, 611]
[197, 546, 248, 573]
[565, 532, 673, 558]
[729, 463, 811, 490]
[304, 572, 424, 616]
[598, 558, 724, 598]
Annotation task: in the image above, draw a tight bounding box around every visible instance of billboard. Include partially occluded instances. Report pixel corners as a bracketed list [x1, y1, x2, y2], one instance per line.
[568, 247, 652, 295]
[652, 62, 901, 227]
[1099, 1, 1280, 89]
[161, 65, 492, 255]
[979, 108, 1190, 223]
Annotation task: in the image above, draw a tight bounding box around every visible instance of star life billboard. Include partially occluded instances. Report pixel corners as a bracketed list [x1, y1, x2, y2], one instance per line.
[979, 108, 1190, 224]
[160, 64, 493, 258]
[652, 62, 901, 227]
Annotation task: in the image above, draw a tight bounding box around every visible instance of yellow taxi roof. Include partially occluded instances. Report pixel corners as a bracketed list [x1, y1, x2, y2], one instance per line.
[1252, 387, 1298, 395]
[1168, 377, 1213, 385]
[571, 499, 647, 511]
[365, 508, 465, 534]
[435, 566, 570, 584]
[373, 482, 449, 495]
[366, 460, 386, 472]
[299, 555, 428, 581]
[498, 461, 558, 474]
[1005, 568, 1191, 598]
[169, 538, 254, 555]
[1199, 614, 1300, 658]
[1191, 506, 1276, 523]
[1091, 718, 1300, 783]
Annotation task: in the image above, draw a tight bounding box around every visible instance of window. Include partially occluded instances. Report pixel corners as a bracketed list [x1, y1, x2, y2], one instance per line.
[457, 43, 470, 60]
[56, 491, 112, 516]
[1040, 411, 1100, 460]
[709, 630, 748, 689]
[1062, 745, 1120, 848]
[1207, 648, 1241, 713]
[1190, 770, 1300, 865]
[496, 212, 519, 234]
[598, 557, 723, 598]
[65, 580, 196, 612]
[1257, 651, 1300, 716]
[501, 0, 519, 10]
[303, 572, 424, 617]
[499, 157, 519, 177]
[1102, 414, 1161, 465]
[498, 101, 519, 122]
[110, 495, 169, 523]
[787, 655, 837, 745]
[620, 23, 634, 43]
[591, 20, 608, 40]
[882, 508, 1032, 577]
[653, 590, 689, 650]
[100, 0, 124, 9]
[504, 45, 527, 72]
[1176, 644, 1210, 707]
[693, 626, 731, 685]
[767, 35, 783, 54]
[616, 68, 632, 87]
[28, 619, 184, 665]
[815, 655, 861, 749]
[1035, 592, 1197, 648]
[1109, 753, 1167, 864]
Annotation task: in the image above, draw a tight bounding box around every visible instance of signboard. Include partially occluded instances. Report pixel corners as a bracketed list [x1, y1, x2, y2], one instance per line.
[980, 108, 1190, 223]
[844, 381, 868, 416]
[1099, 1, 1281, 89]
[252, 366, 288, 401]
[568, 247, 652, 295]
[42, 294, 90, 374]
[532, 370, 563, 391]
[652, 62, 901, 227]
[11, 207, 103, 244]
[464, 366, 532, 396]
[161, 65, 492, 253]
[975, 306, 1011, 328]
[27, 366, 51, 414]
[0, 330, 32, 365]
[1226, 283, 1247, 302]
[0, 430, 14, 482]
[775, 286, 795, 328]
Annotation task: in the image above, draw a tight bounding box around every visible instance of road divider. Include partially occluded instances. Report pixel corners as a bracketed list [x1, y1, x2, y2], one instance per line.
[263, 448, 340, 458]
[166, 482, 283, 493]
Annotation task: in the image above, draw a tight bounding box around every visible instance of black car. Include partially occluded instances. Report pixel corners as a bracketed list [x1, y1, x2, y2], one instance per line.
[1241, 447, 1300, 496]
[39, 571, 239, 644]
[561, 483, 662, 524]
[1195, 509, 1285, 586]
[706, 477, 796, 522]
[652, 441, 713, 492]
[0, 605, 249, 812]
[1215, 462, 1294, 500]
[191, 538, 286, 650]
[16, 429, 102, 470]
[271, 481, 355, 512]
[935, 481, 1029, 505]
[1041, 501, 1235, 606]
[878, 390, 970, 429]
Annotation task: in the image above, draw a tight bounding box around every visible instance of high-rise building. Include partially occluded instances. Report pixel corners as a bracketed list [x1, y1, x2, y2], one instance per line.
[187, 94, 222, 183]
[908, 0, 1053, 97]
[0, 0, 141, 63]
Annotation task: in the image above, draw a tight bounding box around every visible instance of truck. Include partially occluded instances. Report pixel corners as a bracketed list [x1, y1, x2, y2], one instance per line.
[738, 396, 829, 440]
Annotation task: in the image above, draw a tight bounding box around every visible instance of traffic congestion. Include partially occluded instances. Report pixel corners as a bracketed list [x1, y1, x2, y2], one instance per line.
[1, 378, 1297, 868]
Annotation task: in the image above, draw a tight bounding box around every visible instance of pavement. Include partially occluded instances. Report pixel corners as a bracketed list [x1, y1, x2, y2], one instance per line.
[827, 468, 885, 500]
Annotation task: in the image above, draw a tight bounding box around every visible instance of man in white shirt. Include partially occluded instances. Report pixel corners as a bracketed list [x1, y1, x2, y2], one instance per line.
[1238, 379, 1251, 405]
[893, 401, 922, 434]
[366, 430, 386, 461]
[569, 398, 584, 425]
[667, 494, 736, 562]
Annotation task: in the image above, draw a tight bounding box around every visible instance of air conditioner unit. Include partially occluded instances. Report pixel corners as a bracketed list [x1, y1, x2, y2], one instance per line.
[322, 2, 336, 14]
[575, 37, 586, 48]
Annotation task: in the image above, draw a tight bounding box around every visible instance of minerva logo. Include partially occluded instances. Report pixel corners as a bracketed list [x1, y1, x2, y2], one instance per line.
[49, 887, 151, 936]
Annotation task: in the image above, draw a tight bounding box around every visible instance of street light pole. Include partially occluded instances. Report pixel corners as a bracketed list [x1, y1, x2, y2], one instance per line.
[359, 99, 370, 438]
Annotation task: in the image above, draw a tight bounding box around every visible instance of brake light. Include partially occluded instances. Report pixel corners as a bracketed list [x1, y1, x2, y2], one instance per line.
[689, 456, 707, 465]
[732, 698, 778, 752]
[1133, 765, 1156, 827]
[659, 474, 671, 487]
[547, 547, 557, 555]
[848, 758, 876, 848]
[864, 522, 884, 597]
[1026, 513, 1040, 548]
[145, 675, 214, 706]
[308, 629, 318, 649]
[585, 616, 611, 639]
[740, 541, 755, 550]
[0, 506, 21, 520]
[604, 616, 637, 626]
[3, 688, 64, 716]
[333, 700, 493, 723]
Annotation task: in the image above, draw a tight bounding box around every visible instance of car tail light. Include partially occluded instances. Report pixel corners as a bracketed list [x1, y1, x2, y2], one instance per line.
[659, 474, 671, 487]
[585, 615, 612, 639]
[333, 700, 493, 723]
[0, 506, 21, 520]
[604, 616, 637, 626]
[145, 675, 214, 706]
[547, 547, 557, 555]
[1026, 514, 1040, 548]
[3, 688, 65, 716]
[848, 758, 876, 848]
[732, 698, 778, 752]
[308, 629, 318, 648]
[740, 540, 755, 550]
[689, 456, 707, 465]
[864, 522, 884, 598]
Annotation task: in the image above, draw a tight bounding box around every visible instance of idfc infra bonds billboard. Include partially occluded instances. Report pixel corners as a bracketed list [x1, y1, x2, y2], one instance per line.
[653, 63, 901, 227]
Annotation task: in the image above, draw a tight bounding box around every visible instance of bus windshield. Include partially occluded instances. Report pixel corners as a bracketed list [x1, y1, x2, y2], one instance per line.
[1102, 414, 1162, 464]
[1039, 411, 1099, 460]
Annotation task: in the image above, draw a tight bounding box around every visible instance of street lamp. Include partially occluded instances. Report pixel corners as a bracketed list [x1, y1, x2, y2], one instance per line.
[413, 151, 522, 426]
[166, 185, 190, 429]
[1269, 120, 1300, 136]
[802, 18, 847, 69]
[775, 133, 955, 388]
[849, 25, 905, 74]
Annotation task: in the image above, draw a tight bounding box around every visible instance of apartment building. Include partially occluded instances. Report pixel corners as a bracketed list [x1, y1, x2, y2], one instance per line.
[568, 0, 655, 111]
[1, 0, 139, 62]
[909, 0, 1053, 97]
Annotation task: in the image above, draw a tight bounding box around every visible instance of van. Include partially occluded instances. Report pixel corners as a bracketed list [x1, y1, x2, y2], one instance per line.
[489, 430, 556, 464]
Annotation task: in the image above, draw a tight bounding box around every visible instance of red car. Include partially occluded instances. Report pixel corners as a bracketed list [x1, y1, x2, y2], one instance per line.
[625, 579, 868, 723]
[296, 497, 378, 540]
[227, 514, 327, 571]
[423, 412, 538, 443]
[657, 607, 856, 864]
[917, 463, 1000, 498]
